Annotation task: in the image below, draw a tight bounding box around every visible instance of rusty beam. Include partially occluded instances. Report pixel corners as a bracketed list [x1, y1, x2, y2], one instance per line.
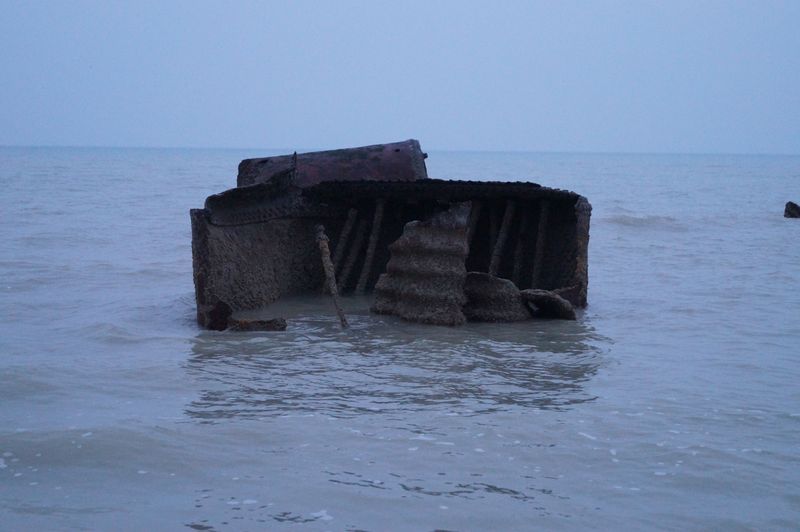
[530, 200, 551, 288]
[356, 200, 386, 294]
[511, 209, 530, 286]
[466, 200, 483, 252]
[332, 208, 358, 273]
[339, 219, 368, 291]
[316, 225, 349, 328]
[489, 202, 499, 256]
[489, 200, 515, 277]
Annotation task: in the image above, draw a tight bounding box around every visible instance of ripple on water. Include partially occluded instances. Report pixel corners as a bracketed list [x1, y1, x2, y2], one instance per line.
[183, 304, 608, 421]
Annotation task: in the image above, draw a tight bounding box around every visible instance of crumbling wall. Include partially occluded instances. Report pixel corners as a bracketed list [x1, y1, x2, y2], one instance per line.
[463, 272, 531, 322]
[462, 195, 589, 307]
[531, 196, 588, 306]
[191, 210, 326, 326]
[372, 203, 471, 326]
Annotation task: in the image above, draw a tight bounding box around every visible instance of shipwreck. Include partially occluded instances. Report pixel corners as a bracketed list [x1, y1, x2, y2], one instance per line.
[190, 140, 590, 330]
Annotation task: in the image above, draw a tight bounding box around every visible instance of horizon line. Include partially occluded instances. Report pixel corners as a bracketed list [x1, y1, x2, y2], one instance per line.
[1, 143, 798, 158]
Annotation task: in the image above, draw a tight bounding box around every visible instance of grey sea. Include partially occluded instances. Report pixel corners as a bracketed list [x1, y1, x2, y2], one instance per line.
[1, 147, 799, 531]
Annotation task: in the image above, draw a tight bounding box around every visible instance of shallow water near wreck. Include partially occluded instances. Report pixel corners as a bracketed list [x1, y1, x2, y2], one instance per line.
[2, 147, 800, 530]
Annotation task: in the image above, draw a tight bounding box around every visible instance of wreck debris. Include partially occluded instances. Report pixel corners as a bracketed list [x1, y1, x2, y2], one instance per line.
[332, 207, 358, 272]
[237, 139, 428, 188]
[489, 203, 499, 252]
[463, 272, 530, 322]
[531, 199, 550, 289]
[466, 200, 483, 250]
[552, 285, 582, 307]
[195, 298, 287, 331]
[489, 200, 516, 276]
[228, 318, 288, 331]
[190, 140, 591, 329]
[785, 201, 800, 218]
[338, 219, 368, 290]
[511, 210, 531, 286]
[198, 300, 233, 331]
[521, 289, 577, 320]
[569, 196, 592, 308]
[356, 199, 386, 294]
[372, 203, 470, 326]
[316, 225, 349, 329]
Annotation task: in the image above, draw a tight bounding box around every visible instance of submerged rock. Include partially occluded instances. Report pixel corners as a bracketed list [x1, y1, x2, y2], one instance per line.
[463, 272, 530, 322]
[228, 318, 287, 331]
[785, 201, 800, 218]
[199, 300, 233, 331]
[521, 289, 577, 320]
[197, 299, 287, 331]
[551, 285, 583, 308]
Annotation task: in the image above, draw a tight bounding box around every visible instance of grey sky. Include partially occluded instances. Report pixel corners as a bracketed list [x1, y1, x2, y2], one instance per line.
[1, 0, 798, 153]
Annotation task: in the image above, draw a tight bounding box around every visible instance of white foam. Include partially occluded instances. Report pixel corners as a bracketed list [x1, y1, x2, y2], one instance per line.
[311, 509, 332, 521]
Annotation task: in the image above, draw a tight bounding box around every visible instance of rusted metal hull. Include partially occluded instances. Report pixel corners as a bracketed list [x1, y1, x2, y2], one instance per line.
[190, 141, 590, 328]
[237, 139, 428, 188]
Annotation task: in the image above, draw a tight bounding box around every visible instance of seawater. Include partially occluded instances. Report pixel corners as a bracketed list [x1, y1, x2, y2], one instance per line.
[1, 147, 799, 531]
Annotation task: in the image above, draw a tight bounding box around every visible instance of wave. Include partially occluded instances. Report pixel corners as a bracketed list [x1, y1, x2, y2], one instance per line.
[602, 214, 687, 231]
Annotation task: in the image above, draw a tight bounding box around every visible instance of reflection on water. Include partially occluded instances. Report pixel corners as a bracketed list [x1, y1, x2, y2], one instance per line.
[184, 298, 607, 422]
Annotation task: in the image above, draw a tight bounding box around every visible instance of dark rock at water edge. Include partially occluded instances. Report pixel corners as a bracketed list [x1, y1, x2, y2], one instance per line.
[785, 201, 800, 218]
[463, 272, 531, 322]
[550, 285, 583, 308]
[228, 318, 287, 331]
[198, 300, 233, 331]
[521, 289, 577, 320]
[197, 299, 287, 331]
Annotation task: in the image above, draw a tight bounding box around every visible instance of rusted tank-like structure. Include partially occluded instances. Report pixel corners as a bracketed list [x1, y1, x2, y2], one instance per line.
[237, 139, 428, 188]
[190, 139, 591, 329]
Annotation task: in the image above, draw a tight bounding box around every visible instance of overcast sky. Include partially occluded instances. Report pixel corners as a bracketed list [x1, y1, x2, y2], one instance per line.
[1, 0, 798, 153]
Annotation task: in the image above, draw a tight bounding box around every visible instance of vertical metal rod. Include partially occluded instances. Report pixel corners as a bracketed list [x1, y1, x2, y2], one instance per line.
[355, 199, 385, 294]
[466, 200, 483, 252]
[315, 225, 349, 328]
[530, 200, 551, 288]
[511, 209, 530, 286]
[489, 202, 499, 254]
[339, 219, 368, 292]
[489, 200, 515, 277]
[333, 208, 358, 274]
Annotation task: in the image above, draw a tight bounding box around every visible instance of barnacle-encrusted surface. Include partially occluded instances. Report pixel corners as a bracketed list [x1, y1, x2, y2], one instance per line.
[372, 203, 471, 326]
